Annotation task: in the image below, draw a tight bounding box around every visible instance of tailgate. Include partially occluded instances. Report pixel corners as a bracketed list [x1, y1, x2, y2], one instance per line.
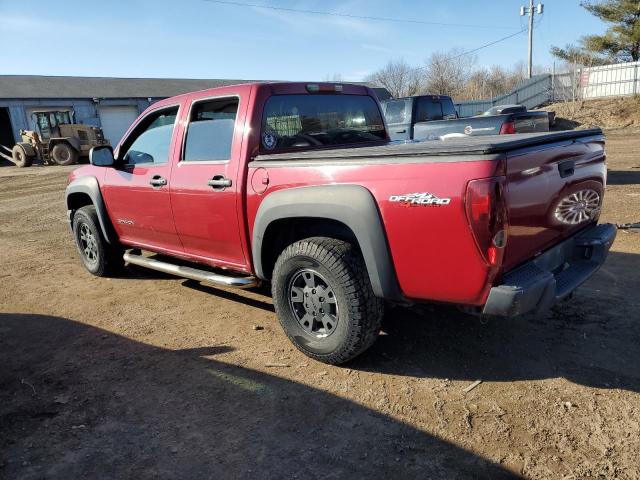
[503, 131, 606, 271]
[413, 115, 510, 140]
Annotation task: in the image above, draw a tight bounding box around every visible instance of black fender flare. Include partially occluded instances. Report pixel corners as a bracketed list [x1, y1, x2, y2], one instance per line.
[65, 176, 116, 244]
[252, 184, 402, 300]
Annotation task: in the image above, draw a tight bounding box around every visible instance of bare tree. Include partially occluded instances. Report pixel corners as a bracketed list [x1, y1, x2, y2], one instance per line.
[422, 49, 477, 97]
[367, 53, 541, 101]
[455, 63, 529, 101]
[463, 69, 490, 100]
[365, 59, 421, 98]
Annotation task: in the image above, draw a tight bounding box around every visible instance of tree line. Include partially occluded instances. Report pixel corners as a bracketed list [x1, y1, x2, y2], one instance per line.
[365, 51, 533, 100]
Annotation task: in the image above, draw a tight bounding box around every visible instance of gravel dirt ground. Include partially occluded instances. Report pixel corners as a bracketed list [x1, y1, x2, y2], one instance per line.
[1, 131, 639, 479]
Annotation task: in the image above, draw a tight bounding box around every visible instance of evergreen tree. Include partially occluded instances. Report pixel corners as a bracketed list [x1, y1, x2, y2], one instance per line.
[551, 0, 640, 64]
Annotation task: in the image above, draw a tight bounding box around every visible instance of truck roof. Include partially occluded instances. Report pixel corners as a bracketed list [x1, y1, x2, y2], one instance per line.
[149, 82, 378, 107]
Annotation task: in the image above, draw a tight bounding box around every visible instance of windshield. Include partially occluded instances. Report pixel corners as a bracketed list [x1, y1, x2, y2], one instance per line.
[261, 94, 386, 152]
[482, 107, 501, 116]
[36, 111, 72, 126]
[53, 111, 72, 125]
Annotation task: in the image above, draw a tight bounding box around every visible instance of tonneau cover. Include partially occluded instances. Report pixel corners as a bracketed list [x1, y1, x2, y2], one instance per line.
[255, 128, 603, 161]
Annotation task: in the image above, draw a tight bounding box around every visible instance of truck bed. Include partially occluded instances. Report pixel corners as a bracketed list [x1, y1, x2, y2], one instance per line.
[254, 128, 603, 161]
[251, 127, 607, 305]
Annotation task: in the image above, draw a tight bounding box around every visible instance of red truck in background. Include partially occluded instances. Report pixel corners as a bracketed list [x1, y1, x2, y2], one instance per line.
[66, 82, 616, 364]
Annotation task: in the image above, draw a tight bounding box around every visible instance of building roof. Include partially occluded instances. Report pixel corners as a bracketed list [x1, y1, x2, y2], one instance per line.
[0, 75, 256, 99]
[0, 75, 391, 100]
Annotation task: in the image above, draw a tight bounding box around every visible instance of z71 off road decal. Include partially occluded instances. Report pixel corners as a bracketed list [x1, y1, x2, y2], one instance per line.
[389, 192, 451, 206]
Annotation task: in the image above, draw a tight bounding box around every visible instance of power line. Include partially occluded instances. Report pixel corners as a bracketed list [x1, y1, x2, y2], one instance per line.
[408, 28, 528, 73]
[448, 29, 528, 61]
[201, 0, 520, 30]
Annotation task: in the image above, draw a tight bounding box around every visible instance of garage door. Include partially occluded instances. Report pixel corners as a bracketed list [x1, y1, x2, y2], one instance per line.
[98, 106, 139, 146]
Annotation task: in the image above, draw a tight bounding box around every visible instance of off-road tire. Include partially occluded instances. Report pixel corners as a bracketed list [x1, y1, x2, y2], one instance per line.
[12, 145, 32, 168]
[72, 205, 124, 276]
[272, 237, 384, 364]
[51, 143, 78, 166]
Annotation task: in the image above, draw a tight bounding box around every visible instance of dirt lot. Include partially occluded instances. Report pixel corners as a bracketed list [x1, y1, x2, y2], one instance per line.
[1, 131, 639, 479]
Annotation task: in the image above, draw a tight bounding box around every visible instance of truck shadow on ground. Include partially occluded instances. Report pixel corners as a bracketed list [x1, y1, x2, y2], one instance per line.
[181, 279, 275, 313]
[352, 251, 640, 394]
[0, 313, 518, 480]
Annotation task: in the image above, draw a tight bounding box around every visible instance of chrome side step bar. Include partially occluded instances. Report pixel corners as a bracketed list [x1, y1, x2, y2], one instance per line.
[123, 252, 260, 289]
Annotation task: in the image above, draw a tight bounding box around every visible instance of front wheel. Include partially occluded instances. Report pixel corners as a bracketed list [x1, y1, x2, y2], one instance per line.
[12, 145, 33, 168]
[72, 205, 124, 276]
[272, 237, 383, 364]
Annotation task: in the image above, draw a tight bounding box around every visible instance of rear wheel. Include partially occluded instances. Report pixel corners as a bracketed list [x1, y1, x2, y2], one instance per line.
[72, 205, 124, 276]
[51, 143, 78, 166]
[272, 237, 383, 364]
[12, 145, 32, 168]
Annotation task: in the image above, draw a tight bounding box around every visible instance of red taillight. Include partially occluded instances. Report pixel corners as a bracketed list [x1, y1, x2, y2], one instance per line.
[499, 121, 515, 134]
[465, 177, 508, 266]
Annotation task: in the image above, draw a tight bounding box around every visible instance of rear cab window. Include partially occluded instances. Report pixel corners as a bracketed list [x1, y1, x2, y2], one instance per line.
[383, 99, 412, 125]
[416, 96, 457, 122]
[260, 94, 386, 153]
[416, 98, 443, 122]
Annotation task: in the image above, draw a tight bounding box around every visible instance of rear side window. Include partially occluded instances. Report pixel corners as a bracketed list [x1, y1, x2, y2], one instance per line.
[384, 99, 411, 124]
[122, 107, 178, 165]
[183, 98, 238, 161]
[415, 98, 443, 122]
[261, 94, 386, 152]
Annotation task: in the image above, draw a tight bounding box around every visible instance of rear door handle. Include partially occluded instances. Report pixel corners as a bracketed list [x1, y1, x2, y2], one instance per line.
[558, 160, 575, 178]
[394, 129, 407, 134]
[149, 175, 167, 187]
[208, 175, 232, 190]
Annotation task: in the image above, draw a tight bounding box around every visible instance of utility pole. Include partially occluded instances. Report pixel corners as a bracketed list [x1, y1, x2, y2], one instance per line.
[520, 1, 543, 78]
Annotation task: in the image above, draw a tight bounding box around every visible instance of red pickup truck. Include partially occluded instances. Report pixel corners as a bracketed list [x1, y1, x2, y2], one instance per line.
[66, 82, 616, 364]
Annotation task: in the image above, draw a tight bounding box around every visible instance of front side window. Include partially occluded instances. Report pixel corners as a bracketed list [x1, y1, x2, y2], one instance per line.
[261, 94, 386, 153]
[122, 107, 178, 165]
[183, 98, 238, 162]
[441, 100, 457, 119]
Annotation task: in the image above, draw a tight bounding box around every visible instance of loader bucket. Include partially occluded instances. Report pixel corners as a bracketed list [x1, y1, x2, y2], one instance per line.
[0, 144, 14, 163]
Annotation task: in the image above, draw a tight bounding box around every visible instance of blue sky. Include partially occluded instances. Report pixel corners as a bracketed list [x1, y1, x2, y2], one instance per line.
[0, 0, 607, 81]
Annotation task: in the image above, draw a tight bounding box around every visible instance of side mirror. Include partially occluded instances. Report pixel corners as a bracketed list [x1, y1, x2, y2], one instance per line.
[89, 145, 114, 166]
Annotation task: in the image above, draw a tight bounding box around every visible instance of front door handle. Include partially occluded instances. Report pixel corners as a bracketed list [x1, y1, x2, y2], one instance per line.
[394, 129, 407, 134]
[208, 175, 232, 190]
[149, 175, 167, 187]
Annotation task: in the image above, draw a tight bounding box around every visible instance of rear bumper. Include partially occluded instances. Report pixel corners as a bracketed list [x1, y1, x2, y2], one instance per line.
[482, 223, 616, 316]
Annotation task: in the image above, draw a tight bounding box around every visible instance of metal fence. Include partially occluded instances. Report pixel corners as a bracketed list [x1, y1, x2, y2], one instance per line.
[454, 61, 640, 117]
[553, 61, 640, 102]
[455, 75, 553, 117]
